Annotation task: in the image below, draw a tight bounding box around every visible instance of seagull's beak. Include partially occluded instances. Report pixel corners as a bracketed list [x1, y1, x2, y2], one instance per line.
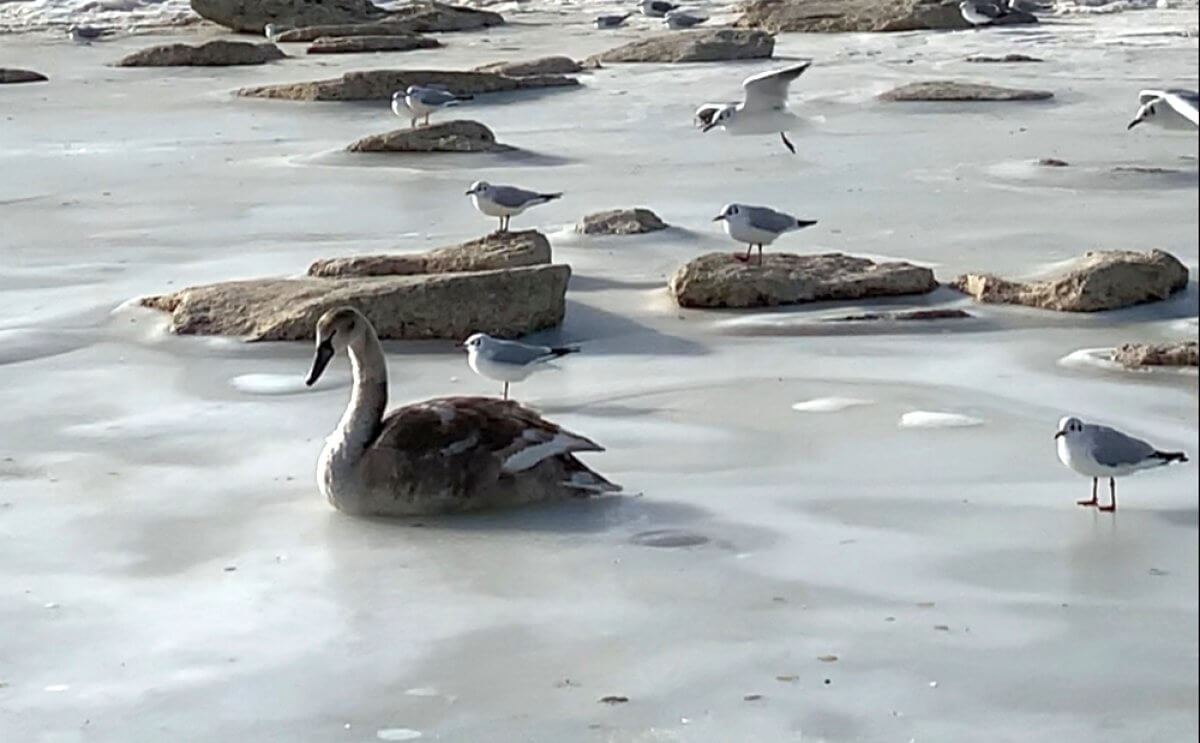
[711, 214, 725, 222]
[464, 188, 474, 195]
[1054, 430, 1065, 440]
[1126, 117, 1142, 130]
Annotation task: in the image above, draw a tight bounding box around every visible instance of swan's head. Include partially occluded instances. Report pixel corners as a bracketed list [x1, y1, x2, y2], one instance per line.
[306, 306, 368, 386]
[1127, 99, 1159, 130]
[1055, 416, 1084, 441]
[465, 180, 491, 197]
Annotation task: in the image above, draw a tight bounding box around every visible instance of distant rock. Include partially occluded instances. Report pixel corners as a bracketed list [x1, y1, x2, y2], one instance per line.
[576, 208, 668, 235]
[735, 0, 1036, 32]
[347, 120, 512, 153]
[1112, 341, 1198, 369]
[965, 53, 1043, 63]
[0, 68, 48, 84]
[589, 29, 774, 64]
[189, 0, 501, 34]
[1039, 157, 1069, 167]
[879, 80, 1053, 102]
[669, 252, 937, 308]
[307, 33, 440, 53]
[473, 56, 583, 77]
[116, 40, 285, 67]
[308, 231, 549, 277]
[951, 249, 1189, 312]
[239, 68, 577, 101]
[139, 265, 570, 340]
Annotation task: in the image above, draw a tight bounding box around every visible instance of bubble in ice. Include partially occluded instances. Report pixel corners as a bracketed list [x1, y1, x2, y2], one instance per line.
[229, 373, 315, 396]
[898, 411, 985, 429]
[376, 729, 422, 741]
[791, 397, 873, 413]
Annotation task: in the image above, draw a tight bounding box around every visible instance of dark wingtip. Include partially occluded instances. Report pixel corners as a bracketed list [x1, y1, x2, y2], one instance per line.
[797, 219, 818, 228]
[543, 192, 564, 200]
[551, 345, 580, 357]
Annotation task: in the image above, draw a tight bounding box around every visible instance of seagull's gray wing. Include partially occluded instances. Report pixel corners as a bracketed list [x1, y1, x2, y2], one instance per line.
[741, 62, 813, 112]
[488, 185, 549, 209]
[972, 0, 1005, 18]
[743, 205, 801, 234]
[1162, 89, 1199, 125]
[1087, 425, 1157, 468]
[484, 339, 557, 366]
[410, 87, 461, 106]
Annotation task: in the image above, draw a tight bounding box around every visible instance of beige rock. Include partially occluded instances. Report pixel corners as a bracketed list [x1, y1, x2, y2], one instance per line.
[473, 56, 583, 76]
[1112, 341, 1199, 368]
[669, 252, 937, 308]
[308, 230, 550, 277]
[139, 265, 570, 341]
[189, 0, 500, 34]
[589, 29, 774, 64]
[386, 1, 504, 32]
[347, 120, 512, 153]
[307, 34, 440, 54]
[879, 80, 1053, 102]
[116, 40, 286, 67]
[734, 0, 1036, 33]
[576, 208, 668, 235]
[276, 21, 432, 41]
[239, 68, 577, 101]
[950, 249, 1189, 312]
[0, 68, 48, 84]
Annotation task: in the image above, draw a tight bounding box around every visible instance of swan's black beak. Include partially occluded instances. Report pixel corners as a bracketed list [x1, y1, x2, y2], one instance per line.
[1054, 430, 1065, 440]
[305, 339, 335, 387]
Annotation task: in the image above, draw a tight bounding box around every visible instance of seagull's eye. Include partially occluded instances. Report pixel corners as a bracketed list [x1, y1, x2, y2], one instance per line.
[729, 206, 738, 215]
[1148, 106, 1156, 115]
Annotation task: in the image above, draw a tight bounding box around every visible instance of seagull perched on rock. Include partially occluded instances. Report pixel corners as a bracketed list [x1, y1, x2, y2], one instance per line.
[402, 85, 472, 128]
[465, 181, 563, 233]
[712, 203, 818, 264]
[640, 0, 680, 18]
[463, 333, 579, 401]
[696, 61, 813, 155]
[1127, 88, 1199, 131]
[1055, 416, 1188, 512]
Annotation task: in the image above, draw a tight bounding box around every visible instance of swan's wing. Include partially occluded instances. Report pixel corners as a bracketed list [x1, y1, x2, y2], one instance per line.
[371, 397, 603, 474]
[1162, 89, 1199, 125]
[741, 61, 812, 112]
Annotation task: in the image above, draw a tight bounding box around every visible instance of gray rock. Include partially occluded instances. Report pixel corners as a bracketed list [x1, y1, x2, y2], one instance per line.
[308, 230, 550, 276]
[576, 208, 668, 235]
[473, 56, 583, 76]
[190, 0, 500, 34]
[1112, 341, 1198, 368]
[0, 68, 48, 84]
[116, 40, 285, 67]
[951, 249, 1189, 312]
[589, 29, 774, 64]
[734, 0, 1036, 33]
[306, 34, 440, 53]
[347, 120, 513, 153]
[139, 264, 570, 340]
[239, 68, 578, 101]
[879, 80, 1053, 101]
[669, 252, 938, 308]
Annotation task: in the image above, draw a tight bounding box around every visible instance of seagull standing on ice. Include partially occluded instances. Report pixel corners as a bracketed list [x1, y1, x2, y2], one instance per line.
[663, 10, 707, 28]
[1127, 89, 1199, 131]
[1055, 416, 1189, 512]
[640, 0, 680, 18]
[595, 13, 632, 28]
[696, 61, 813, 155]
[958, 0, 1007, 29]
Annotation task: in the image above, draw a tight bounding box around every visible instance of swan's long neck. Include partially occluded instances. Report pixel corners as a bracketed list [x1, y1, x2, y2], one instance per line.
[335, 328, 388, 453]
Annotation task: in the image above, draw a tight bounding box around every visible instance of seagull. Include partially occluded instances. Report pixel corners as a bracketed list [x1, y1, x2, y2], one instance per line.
[1055, 416, 1188, 512]
[640, 0, 681, 18]
[712, 203, 818, 264]
[594, 13, 632, 28]
[663, 10, 707, 28]
[696, 61, 813, 155]
[403, 85, 473, 129]
[263, 23, 290, 41]
[67, 26, 107, 44]
[465, 181, 563, 233]
[462, 333, 579, 401]
[959, 0, 1007, 29]
[1127, 89, 1199, 131]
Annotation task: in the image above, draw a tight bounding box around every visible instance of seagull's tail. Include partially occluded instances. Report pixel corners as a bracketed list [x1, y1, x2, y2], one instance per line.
[1152, 450, 1189, 464]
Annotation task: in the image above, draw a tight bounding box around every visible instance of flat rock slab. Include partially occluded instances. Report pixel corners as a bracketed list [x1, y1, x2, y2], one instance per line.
[965, 54, 1043, 63]
[734, 0, 1036, 32]
[347, 119, 512, 152]
[951, 249, 1189, 312]
[576, 208, 667, 235]
[385, 2, 503, 32]
[140, 264, 570, 340]
[239, 68, 577, 101]
[276, 21, 429, 41]
[590, 29, 774, 64]
[879, 81, 1053, 102]
[117, 40, 285, 67]
[189, 0, 500, 34]
[307, 34, 440, 53]
[669, 252, 938, 308]
[308, 230, 549, 276]
[0, 68, 48, 84]
[473, 56, 583, 76]
[1112, 341, 1198, 368]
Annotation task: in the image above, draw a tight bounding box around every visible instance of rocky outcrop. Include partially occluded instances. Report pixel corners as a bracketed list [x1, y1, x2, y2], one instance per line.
[308, 231, 550, 277]
[589, 29, 774, 64]
[116, 40, 285, 67]
[307, 33, 440, 53]
[140, 265, 569, 341]
[347, 120, 512, 152]
[669, 252, 937, 308]
[576, 208, 667, 235]
[879, 81, 1053, 102]
[473, 56, 583, 76]
[238, 68, 577, 101]
[189, 0, 501, 34]
[1112, 342, 1199, 369]
[0, 68, 48, 84]
[950, 250, 1189, 312]
[734, 0, 1036, 33]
